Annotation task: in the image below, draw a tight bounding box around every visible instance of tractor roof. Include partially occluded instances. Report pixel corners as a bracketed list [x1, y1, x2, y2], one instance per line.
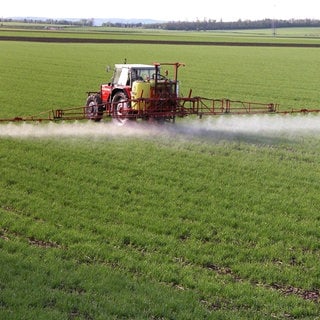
[114, 64, 156, 70]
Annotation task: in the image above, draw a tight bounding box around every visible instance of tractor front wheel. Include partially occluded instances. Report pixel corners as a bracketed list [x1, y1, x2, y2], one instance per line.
[85, 94, 104, 122]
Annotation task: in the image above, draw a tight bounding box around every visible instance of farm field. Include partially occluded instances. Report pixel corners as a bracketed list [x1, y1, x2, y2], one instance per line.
[1, 31, 320, 319]
[2, 25, 320, 45]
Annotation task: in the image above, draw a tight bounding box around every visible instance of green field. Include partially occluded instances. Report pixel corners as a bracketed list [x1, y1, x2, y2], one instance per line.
[2, 25, 320, 44]
[1, 29, 320, 319]
[1, 39, 320, 117]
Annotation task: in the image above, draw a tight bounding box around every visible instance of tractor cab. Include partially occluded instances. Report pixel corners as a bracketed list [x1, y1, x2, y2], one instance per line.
[112, 64, 157, 87]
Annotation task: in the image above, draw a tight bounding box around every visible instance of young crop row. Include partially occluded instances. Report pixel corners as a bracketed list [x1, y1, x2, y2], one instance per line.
[1, 37, 320, 319]
[1, 39, 320, 119]
[1, 135, 320, 318]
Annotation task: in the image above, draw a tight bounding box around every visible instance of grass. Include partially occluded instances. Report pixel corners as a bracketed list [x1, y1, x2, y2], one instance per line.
[1, 32, 320, 318]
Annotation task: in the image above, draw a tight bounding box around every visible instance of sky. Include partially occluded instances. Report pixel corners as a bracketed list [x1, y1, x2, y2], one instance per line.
[2, 0, 320, 22]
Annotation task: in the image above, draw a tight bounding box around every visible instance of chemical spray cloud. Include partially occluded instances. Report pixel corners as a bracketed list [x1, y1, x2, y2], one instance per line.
[0, 121, 160, 139]
[169, 114, 320, 142]
[1, 114, 320, 140]
[184, 114, 320, 137]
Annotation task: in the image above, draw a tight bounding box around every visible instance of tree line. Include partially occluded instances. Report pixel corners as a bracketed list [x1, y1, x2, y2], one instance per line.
[1, 18, 94, 27]
[106, 19, 320, 31]
[2, 17, 320, 31]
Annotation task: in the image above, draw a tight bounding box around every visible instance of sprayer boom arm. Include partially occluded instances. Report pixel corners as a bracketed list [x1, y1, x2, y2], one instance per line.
[1, 97, 320, 123]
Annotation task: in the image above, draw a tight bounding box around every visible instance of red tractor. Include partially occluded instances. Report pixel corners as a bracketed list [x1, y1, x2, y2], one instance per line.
[85, 62, 184, 124]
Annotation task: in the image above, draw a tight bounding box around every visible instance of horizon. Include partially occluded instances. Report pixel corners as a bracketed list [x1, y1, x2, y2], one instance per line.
[3, 16, 320, 24]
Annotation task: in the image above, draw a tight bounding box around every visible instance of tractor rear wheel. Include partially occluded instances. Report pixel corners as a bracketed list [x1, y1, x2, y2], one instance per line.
[112, 92, 131, 125]
[85, 94, 103, 122]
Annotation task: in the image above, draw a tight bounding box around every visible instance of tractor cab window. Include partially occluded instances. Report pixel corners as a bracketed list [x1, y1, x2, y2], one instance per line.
[130, 69, 143, 83]
[112, 68, 121, 85]
[118, 67, 129, 86]
[131, 68, 156, 83]
[112, 67, 129, 86]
